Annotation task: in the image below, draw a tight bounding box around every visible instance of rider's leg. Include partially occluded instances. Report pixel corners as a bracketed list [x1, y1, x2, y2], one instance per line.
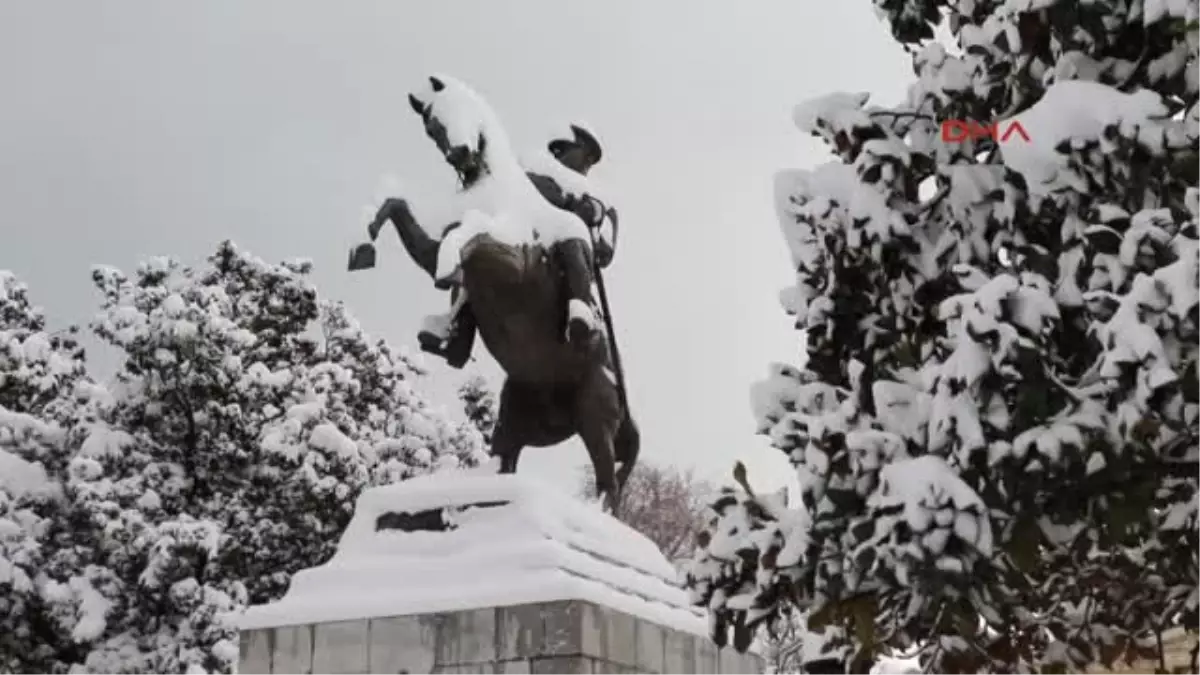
[553, 237, 601, 345]
[441, 302, 476, 369]
[406, 219, 475, 369]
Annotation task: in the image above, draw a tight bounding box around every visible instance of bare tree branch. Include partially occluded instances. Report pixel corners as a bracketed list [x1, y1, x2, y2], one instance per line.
[579, 461, 713, 563]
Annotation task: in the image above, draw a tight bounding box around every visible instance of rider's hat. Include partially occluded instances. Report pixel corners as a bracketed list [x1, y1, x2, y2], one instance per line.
[549, 124, 602, 165]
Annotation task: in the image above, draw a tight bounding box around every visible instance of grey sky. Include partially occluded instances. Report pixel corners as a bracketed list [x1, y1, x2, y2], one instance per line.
[0, 1, 913, 493]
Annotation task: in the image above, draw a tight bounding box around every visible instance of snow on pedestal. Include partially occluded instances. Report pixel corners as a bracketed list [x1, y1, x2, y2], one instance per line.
[237, 472, 763, 674]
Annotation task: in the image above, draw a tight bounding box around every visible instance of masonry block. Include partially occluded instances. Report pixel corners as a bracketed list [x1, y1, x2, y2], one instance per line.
[719, 646, 751, 673]
[496, 658, 532, 673]
[239, 628, 272, 674]
[694, 637, 720, 674]
[600, 606, 638, 668]
[530, 655, 591, 673]
[435, 608, 497, 667]
[664, 628, 697, 674]
[368, 615, 437, 674]
[634, 619, 666, 673]
[496, 604, 545, 661]
[311, 619, 370, 673]
[271, 623, 314, 674]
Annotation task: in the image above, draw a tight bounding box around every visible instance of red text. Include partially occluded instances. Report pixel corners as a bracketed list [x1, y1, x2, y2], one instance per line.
[941, 119, 1030, 143]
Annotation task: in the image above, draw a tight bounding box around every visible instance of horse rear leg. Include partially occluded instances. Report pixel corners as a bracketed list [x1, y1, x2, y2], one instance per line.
[579, 423, 618, 514]
[490, 416, 523, 474]
[575, 373, 622, 515]
[490, 381, 528, 474]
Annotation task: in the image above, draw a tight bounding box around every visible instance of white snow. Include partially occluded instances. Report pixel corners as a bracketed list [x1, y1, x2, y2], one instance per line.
[521, 146, 617, 254]
[69, 571, 114, 642]
[871, 652, 923, 674]
[521, 146, 609, 208]
[238, 472, 708, 636]
[1143, 0, 1198, 25]
[404, 75, 594, 283]
[308, 422, 361, 460]
[566, 298, 599, 335]
[999, 80, 1173, 195]
[75, 424, 132, 460]
[0, 447, 52, 499]
[420, 312, 452, 339]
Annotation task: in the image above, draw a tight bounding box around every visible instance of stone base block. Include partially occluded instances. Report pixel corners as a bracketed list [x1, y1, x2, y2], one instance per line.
[239, 599, 762, 674]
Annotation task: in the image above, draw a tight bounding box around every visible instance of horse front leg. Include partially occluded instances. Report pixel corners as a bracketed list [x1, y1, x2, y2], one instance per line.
[367, 197, 440, 279]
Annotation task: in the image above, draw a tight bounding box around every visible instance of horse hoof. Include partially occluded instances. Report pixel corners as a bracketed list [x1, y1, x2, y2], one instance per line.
[348, 243, 377, 271]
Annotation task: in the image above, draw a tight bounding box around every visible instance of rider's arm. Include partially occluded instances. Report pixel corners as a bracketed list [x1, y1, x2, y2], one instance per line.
[526, 172, 572, 211]
[528, 171, 617, 267]
[572, 195, 616, 268]
[593, 204, 617, 269]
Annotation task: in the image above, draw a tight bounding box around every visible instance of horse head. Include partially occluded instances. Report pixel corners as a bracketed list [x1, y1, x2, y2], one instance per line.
[408, 75, 519, 191]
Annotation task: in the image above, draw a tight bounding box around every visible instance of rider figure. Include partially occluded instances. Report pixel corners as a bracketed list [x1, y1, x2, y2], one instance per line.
[418, 124, 618, 369]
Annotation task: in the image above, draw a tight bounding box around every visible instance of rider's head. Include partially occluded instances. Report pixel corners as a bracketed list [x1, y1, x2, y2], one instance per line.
[548, 124, 602, 176]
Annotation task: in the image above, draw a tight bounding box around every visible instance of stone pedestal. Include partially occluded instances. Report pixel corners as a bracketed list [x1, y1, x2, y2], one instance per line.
[237, 473, 762, 674]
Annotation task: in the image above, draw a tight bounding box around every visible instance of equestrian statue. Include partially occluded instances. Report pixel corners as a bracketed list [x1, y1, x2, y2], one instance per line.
[348, 75, 639, 513]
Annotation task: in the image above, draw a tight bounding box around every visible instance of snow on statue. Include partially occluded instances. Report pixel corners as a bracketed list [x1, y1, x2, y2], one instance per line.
[685, 1, 1198, 673]
[351, 77, 620, 372]
[407, 76, 601, 340]
[416, 113, 619, 370]
[347, 75, 640, 515]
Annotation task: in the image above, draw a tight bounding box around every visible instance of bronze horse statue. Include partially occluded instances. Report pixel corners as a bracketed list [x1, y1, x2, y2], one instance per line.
[350, 75, 639, 512]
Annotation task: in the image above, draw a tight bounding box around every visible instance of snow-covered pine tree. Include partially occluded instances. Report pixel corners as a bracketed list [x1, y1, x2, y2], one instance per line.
[687, 1, 1198, 672]
[0, 271, 90, 672]
[458, 373, 498, 445]
[0, 270, 235, 675]
[0, 241, 487, 673]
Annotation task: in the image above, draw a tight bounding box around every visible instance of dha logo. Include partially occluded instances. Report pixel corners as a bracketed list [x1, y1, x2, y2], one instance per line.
[941, 119, 1030, 143]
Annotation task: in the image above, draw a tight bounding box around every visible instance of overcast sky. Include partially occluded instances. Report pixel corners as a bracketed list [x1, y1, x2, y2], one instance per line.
[0, 1, 914, 493]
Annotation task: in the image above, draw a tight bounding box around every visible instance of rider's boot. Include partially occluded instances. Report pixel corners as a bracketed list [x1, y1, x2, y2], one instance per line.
[556, 238, 602, 347]
[567, 299, 599, 346]
[417, 290, 476, 369]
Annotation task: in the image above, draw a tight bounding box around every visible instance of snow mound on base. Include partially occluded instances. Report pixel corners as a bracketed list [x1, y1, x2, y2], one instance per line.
[238, 472, 707, 636]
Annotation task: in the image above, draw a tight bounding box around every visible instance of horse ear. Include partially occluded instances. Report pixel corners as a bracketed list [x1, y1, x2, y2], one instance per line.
[429, 76, 445, 92]
[408, 93, 426, 116]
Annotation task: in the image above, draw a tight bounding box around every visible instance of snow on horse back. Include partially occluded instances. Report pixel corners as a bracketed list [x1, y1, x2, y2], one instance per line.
[407, 75, 593, 283]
